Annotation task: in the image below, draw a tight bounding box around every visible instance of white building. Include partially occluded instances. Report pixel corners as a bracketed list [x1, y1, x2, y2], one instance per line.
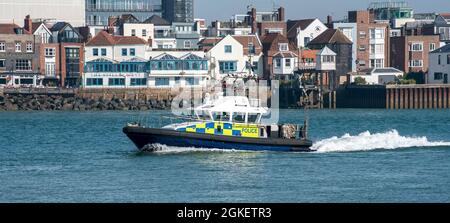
[83, 31, 150, 89]
[316, 46, 337, 71]
[147, 51, 209, 88]
[204, 35, 246, 80]
[287, 19, 328, 49]
[351, 67, 404, 85]
[427, 44, 450, 84]
[0, 0, 85, 27]
[123, 23, 154, 43]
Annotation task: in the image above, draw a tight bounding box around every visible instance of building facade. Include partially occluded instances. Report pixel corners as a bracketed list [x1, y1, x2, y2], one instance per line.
[83, 31, 150, 88]
[0, 0, 85, 27]
[162, 0, 194, 23]
[0, 24, 41, 87]
[287, 19, 328, 49]
[427, 44, 450, 84]
[390, 35, 440, 74]
[308, 29, 353, 80]
[85, 0, 162, 26]
[147, 51, 208, 88]
[348, 10, 390, 71]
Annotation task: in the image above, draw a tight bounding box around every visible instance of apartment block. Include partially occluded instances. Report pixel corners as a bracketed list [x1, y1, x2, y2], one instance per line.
[348, 10, 390, 71]
[390, 35, 440, 74]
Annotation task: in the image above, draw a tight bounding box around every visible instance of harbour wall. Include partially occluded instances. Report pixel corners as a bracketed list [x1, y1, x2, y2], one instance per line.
[0, 88, 205, 111]
[335, 84, 450, 109]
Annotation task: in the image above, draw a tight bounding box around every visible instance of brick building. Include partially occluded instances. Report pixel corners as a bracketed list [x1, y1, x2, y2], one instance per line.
[24, 16, 85, 87]
[0, 23, 41, 87]
[348, 10, 390, 71]
[390, 35, 440, 74]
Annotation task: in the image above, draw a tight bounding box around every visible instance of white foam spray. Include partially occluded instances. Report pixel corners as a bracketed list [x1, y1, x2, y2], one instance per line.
[311, 130, 450, 153]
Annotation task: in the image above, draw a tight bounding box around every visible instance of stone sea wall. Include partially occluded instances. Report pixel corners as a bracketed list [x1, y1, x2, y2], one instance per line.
[0, 94, 173, 111]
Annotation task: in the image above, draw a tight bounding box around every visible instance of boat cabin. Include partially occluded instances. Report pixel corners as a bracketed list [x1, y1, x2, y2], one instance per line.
[193, 96, 269, 124]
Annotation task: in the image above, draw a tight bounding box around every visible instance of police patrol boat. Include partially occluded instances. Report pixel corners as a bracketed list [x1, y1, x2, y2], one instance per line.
[123, 95, 313, 152]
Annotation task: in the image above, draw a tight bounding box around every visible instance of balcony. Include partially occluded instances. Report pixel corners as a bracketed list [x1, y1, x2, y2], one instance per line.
[86, 4, 162, 12]
[298, 63, 316, 70]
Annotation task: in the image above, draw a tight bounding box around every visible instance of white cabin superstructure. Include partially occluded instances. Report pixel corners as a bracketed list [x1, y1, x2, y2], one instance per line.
[193, 96, 269, 124]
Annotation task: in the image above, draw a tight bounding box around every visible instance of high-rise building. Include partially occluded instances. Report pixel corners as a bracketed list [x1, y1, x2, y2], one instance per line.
[85, 0, 162, 26]
[0, 0, 85, 27]
[162, 0, 194, 23]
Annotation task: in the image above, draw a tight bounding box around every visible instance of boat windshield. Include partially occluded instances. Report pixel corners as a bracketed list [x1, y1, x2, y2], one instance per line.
[232, 112, 246, 123]
[212, 112, 231, 122]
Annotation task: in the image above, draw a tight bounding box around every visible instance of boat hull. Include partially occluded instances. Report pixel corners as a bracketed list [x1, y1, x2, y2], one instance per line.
[123, 126, 314, 152]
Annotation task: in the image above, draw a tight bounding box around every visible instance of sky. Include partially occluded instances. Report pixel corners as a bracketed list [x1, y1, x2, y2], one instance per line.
[195, 0, 450, 23]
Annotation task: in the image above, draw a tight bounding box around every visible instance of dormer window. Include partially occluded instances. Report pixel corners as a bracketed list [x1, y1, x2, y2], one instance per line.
[279, 43, 288, 51]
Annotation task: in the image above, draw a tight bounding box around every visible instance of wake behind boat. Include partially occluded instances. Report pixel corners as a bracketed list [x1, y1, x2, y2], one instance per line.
[123, 95, 314, 152]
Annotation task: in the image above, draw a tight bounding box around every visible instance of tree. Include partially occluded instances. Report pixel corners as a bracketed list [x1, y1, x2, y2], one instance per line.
[353, 77, 367, 85]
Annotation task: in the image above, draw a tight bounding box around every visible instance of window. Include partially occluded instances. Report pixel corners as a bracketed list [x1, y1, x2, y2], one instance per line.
[93, 48, 99, 56]
[304, 37, 311, 46]
[359, 31, 366, 39]
[108, 78, 125, 86]
[0, 42, 5, 52]
[219, 61, 237, 73]
[131, 29, 136, 36]
[101, 48, 107, 56]
[370, 44, 384, 54]
[0, 59, 5, 68]
[447, 54, 450, 64]
[409, 60, 423, 67]
[186, 77, 199, 86]
[184, 41, 192, 48]
[275, 58, 281, 68]
[86, 78, 103, 86]
[15, 42, 21, 52]
[430, 43, 436, 51]
[434, 73, 443, 80]
[370, 59, 384, 68]
[175, 77, 181, 85]
[279, 43, 288, 51]
[410, 43, 423, 51]
[248, 43, 255, 55]
[285, 59, 291, 67]
[130, 78, 147, 86]
[224, 45, 232, 53]
[370, 29, 384, 39]
[122, 48, 127, 56]
[15, 59, 32, 71]
[252, 61, 258, 70]
[438, 55, 441, 65]
[26, 42, 33, 52]
[155, 78, 169, 86]
[359, 45, 366, 51]
[359, 60, 366, 66]
[130, 48, 136, 56]
[322, 55, 335, 63]
[45, 48, 56, 56]
[142, 29, 147, 37]
[45, 62, 55, 76]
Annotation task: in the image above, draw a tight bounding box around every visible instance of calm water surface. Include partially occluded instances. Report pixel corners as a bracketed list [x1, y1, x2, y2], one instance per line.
[0, 109, 450, 202]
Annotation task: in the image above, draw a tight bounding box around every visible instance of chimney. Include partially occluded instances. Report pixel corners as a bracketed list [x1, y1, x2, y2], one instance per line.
[251, 8, 257, 34]
[278, 7, 285, 21]
[327, 15, 333, 25]
[24, 15, 32, 33]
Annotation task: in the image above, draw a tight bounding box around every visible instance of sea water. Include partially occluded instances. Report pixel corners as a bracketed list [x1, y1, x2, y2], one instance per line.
[0, 109, 449, 202]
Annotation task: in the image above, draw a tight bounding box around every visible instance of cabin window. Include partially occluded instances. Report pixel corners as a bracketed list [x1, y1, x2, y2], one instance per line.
[232, 113, 246, 123]
[248, 114, 259, 123]
[212, 112, 231, 122]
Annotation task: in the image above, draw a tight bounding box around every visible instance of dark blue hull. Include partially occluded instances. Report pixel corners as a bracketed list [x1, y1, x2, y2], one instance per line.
[123, 126, 314, 152]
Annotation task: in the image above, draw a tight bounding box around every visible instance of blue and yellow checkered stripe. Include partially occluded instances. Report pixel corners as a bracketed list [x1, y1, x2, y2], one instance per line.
[176, 122, 260, 138]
